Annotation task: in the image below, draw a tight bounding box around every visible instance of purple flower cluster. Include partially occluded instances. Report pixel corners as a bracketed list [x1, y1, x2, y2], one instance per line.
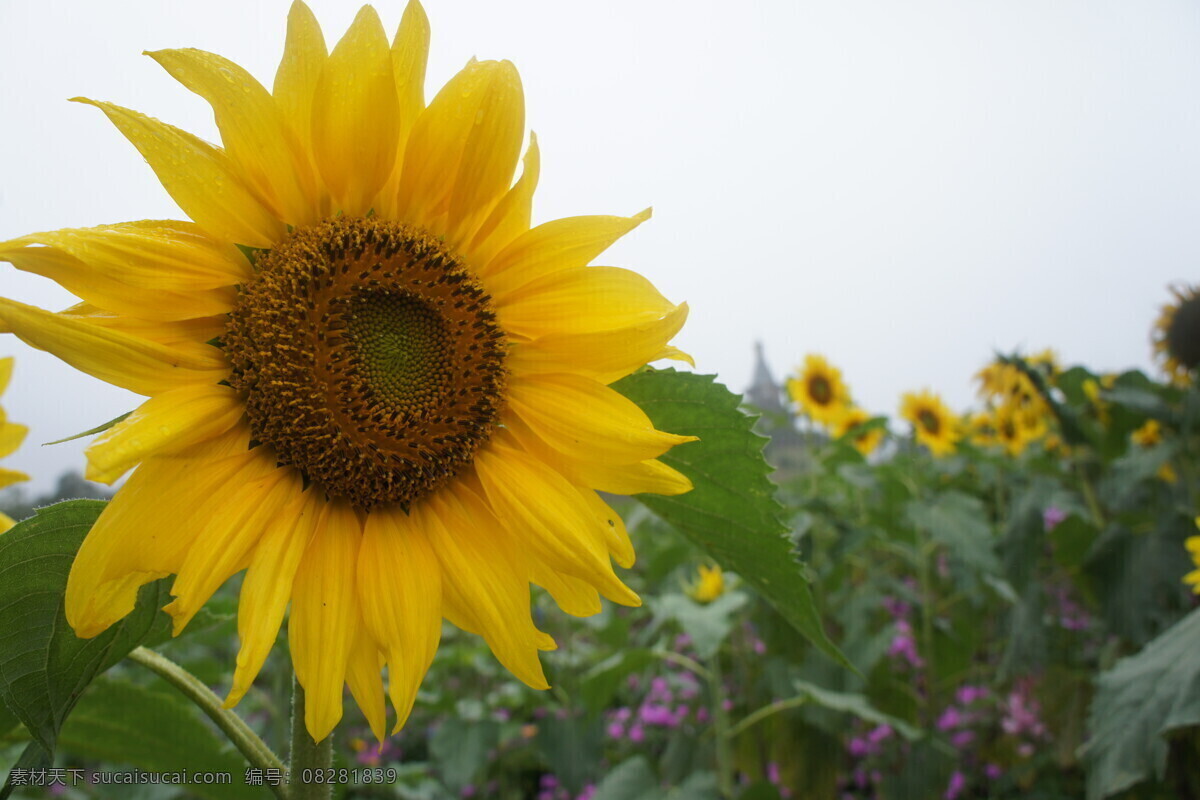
[1000, 679, 1047, 758]
[883, 594, 924, 669]
[531, 774, 597, 800]
[1042, 506, 1067, 531]
[606, 672, 702, 742]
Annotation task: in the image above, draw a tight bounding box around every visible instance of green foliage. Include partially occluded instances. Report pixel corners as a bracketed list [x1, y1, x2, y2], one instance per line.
[56, 676, 261, 800]
[1079, 607, 1200, 800]
[613, 369, 849, 669]
[0, 500, 172, 798]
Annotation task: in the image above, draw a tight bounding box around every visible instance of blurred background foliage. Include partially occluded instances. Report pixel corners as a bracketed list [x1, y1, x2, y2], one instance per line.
[3, 344, 1200, 800]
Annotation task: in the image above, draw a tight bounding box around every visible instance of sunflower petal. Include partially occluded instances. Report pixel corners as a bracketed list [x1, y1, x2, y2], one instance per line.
[0, 468, 29, 492]
[499, 410, 693, 497]
[289, 501, 362, 742]
[65, 425, 256, 638]
[0, 356, 11, 395]
[496, 267, 677, 339]
[0, 422, 28, 460]
[573, 486, 635, 569]
[531, 565, 602, 618]
[0, 237, 236, 322]
[474, 442, 640, 607]
[395, 60, 523, 243]
[72, 99, 284, 247]
[508, 373, 696, 465]
[0, 511, 14, 534]
[482, 209, 651, 299]
[163, 465, 293, 635]
[226, 489, 324, 708]
[274, 1, 327, 154]
[147, 49, 318, 226]
[507, 302, 691, 385]
[85, 383, 244, 484]
[358, 506, 442, 733]
[463, 134, 540, 268]
[425, 485, 551, 690]
[0, 297, 228, 396]
[389, 0, 430, 182]
[345, 624, 387, 743]
[60, 304, 227, 356]
[311, 6, 398, 216]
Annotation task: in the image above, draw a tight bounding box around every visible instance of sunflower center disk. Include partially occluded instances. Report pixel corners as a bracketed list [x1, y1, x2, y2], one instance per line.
[225, 218, 507, 510]
[809, 376, 832, 405]
[918, 409, 941, 435]
[1167, 294, 1200, 369]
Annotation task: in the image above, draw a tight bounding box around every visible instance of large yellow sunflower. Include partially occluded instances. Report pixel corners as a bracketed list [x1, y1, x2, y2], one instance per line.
[899, 389, 959, 457]
[0, 357, 31, 533]
[0, 2, 695, 742]
[786, 354, 850, 427]
[1153, 284, 1200, 385]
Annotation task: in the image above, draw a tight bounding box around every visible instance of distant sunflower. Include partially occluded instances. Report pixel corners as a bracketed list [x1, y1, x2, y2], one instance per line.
[1185, 525, 1200, 595]
[966, 411, 997, 449]
[687, 564, 725, 604]
[833, 406, 883, 456]
[993, 405, 1034, 457]
[0, 2, 694, 742]
[787, 354, 850, 426]
[899, 390, 959, 457]
[1131, 419, 1163, 447]
[0, 357, 30, 533]
[1153, 284, 1200, 385]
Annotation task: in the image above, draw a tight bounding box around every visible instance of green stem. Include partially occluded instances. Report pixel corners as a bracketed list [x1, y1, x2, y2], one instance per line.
[128, 647, 289, 800]
[724, 695, 810, 740]
[651, 649, 713, 682]
[710, 655, 735, 799]
[289, 676, 333, 800]
[1075, 460, 1106, 529]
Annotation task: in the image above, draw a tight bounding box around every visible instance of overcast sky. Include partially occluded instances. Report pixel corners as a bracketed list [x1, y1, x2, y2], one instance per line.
[2, 0, 1198, 493]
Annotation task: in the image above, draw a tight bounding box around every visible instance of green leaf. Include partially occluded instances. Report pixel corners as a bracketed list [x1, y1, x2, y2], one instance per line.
[592, 756, 664, 800]
[535, 715, 604, 794]
[649, 591, 749, 660]
[612, 369, 849, 670]
[54, 676, 262, 800]
[0, 500, 172, 797]
[790, 679, 921, 740]
[429, 718, 499, 794]
[1079, 606, 1200, 800]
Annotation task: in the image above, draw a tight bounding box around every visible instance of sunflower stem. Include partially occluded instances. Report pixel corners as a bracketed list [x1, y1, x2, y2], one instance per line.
[127, 646, 290, 800]
[710, 654, 735, 799]
[289, 676, 333, 800]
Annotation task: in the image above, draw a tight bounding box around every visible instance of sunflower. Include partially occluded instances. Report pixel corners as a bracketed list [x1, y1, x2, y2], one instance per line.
[1131, 419, 1163, 447]
[899, 390, 959, 457]
[1186, 523, 1200, 595]
[0, 357, 30, 533]
[786, 354, 850, 427]
[992, 404, 1035, 457]
[1153, 284, 1200, 385]
[832, 405, 883, 456]
[966, 411, 997, 449]
[687, 564, 725, 604]
[0, 2, 695, 742]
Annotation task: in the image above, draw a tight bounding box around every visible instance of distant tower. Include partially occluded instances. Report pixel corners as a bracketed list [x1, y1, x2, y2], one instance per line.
[745, 341, 786, 414]
[743, 342, 806, 477]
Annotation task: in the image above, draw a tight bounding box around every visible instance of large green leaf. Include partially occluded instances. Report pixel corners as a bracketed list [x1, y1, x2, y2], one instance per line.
[1079, 606, 1200, 800]
[56, 676, 262, 800]
[592, 756, 664, 800]
[0, 500, 172, 796]
[612, 369, 849, 669]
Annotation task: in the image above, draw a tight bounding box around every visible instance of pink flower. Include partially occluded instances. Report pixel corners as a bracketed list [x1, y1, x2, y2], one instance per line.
[1043, 506, 1067, 531]
[944, 771, 966, 800]
[937, 707, 962, 730]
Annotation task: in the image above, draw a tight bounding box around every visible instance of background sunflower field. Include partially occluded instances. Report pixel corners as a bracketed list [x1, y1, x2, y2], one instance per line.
[3, 344, 1200, 800]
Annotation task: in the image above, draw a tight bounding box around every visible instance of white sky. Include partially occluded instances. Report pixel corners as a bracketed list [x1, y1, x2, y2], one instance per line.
[1, 0, 1199, 493]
